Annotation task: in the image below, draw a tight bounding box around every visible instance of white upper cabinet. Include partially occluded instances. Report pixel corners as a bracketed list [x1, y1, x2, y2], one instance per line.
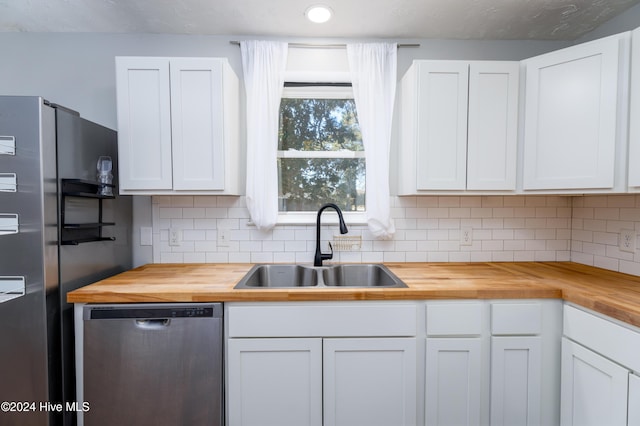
[170, 58, 227, 191]
[467, 62, 519, 191]
[116, 56, 240, 195]
[398, 60, 518, 194]
[116, 57, 173, 191]
[629, 27, 640, 189]
[522, 33, 629, 192]
[404, 61, 469, 191]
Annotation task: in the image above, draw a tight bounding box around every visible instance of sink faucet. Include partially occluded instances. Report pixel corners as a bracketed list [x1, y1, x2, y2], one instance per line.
[314, 203, 348, 267]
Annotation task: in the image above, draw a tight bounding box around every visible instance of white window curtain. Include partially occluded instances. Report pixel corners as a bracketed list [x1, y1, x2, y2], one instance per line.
[240, 40, 288, 231]
[347, 43, 397, 239]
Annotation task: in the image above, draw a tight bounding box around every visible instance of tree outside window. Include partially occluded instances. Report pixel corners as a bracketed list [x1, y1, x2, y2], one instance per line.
[277, 85, 365, 213]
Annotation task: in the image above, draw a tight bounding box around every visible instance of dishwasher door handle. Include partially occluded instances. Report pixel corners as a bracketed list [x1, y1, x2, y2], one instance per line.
[135, 318, 171, 329]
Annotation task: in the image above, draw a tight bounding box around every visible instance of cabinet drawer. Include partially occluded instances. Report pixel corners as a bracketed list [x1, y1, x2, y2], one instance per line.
[491, 302, 541, 335]
[564, 304, 640, 373]
[227, 302, 417, 338]
[426, 302, 483, 336]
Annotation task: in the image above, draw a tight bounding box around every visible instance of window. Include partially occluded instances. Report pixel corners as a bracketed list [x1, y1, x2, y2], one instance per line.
[277, 83, 365, 220]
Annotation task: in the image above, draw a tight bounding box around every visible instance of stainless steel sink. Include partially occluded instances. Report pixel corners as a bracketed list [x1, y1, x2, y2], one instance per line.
[321, 264, 406, 287]
[234, 264, 318, 288]
[234, 264, 407, 289]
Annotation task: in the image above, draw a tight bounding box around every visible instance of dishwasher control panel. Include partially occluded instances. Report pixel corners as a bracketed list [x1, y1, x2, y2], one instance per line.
[84, 303, 223, 320]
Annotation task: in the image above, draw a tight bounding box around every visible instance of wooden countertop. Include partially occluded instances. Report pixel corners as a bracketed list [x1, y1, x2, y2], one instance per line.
[67, 262, 640, 328]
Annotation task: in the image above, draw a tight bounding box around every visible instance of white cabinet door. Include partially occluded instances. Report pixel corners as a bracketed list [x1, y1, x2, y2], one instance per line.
[227, 338, 323, 426]
[490, 336, 542, 426]
[629, 373, 640, 426]
[560, 338, 628, 426]
[398, 60, 518, 194]
[116, 57, 172, 191]
[170, 58, 226, 191]
[629, 27, 640, 188]
[467, 62, 519, 191]
[425, 337, 482, 426]
[413, 61, 469, 191]
[323, 338, 417, 426]
[523, 35, 622, 190]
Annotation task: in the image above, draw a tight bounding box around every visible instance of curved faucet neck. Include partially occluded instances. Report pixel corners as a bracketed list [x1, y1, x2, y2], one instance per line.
[314, 203, 348, 267]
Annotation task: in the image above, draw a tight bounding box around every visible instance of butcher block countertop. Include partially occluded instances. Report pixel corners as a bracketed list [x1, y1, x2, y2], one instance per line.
[67, 262, 640, 328]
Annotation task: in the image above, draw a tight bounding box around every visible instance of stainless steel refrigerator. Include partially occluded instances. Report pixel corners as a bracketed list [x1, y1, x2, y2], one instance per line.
[0, 96, 132, 426]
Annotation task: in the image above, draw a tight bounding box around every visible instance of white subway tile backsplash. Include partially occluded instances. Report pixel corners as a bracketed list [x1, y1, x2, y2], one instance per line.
[159, 207, 183, 218]
[460, 196, 482, 207]
[169, 196, 194, 207]
[429, 252, 449, 262]
[148, 194, 640, 277]
[492, 229, 514, 240]
[182, 208, 206, 219]
[193, 196, 218, 207]
[504, 240, 525, 251]
[438, 196, 461, 207]
[524, 197, 548, 207]
[503, 197, 525, 207]
[449, 252, 470, 262]
[207, 252, 230, 263]
[514, 251, 535, 261]
[492, 251, 514, 262]
[184, 252, 206, 263]
[569, 195, 640, 275]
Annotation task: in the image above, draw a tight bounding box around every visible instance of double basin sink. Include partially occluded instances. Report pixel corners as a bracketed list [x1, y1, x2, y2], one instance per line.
[234, 264, 407, 289]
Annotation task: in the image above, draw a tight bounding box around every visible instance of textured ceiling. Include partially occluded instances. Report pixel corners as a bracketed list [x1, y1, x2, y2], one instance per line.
[0, 0, 638, 40]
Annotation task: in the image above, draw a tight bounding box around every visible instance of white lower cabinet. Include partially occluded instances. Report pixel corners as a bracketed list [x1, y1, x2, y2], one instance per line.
[425, 337, 482, 426]
[227, 337, 417, 426]
[561, 304, 640, 426]
[423, 300, 559, 426]
[560, 338, 628, 426]
[323, 338, 417, 426]
[424, 302, 487, 426]
[489, 302, 546, 426]
[629, 373, 640, 426]
[490, 336, 542, 426]
[227, 338, 323, 426]
[225, 302, 418, 426]
[226, 300, 561, 426]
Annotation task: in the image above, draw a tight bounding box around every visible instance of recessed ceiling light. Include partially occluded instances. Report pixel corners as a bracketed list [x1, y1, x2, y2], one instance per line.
[305, 5, 333, 24]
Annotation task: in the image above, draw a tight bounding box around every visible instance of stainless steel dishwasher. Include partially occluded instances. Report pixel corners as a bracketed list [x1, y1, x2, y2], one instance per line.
[82, 303, 223, 426]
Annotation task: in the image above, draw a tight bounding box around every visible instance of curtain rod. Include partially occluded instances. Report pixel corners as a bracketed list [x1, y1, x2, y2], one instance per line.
[229, 41, 420, 49]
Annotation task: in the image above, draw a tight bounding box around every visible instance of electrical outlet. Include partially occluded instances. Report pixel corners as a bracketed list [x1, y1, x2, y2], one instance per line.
[619, 229, 636, 253]
[460, 227, 473, 246]
[168, 228, 181, 247]
[218, 229, 231, 247]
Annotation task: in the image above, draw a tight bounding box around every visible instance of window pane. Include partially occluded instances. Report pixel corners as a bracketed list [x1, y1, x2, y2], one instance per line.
[278, 158, 365, 212]
[278, 98, 363, 152]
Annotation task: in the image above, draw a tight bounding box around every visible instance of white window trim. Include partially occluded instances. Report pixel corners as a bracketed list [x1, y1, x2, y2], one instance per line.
[277, 81, 367, 225]
[278, 150, 365, 159]
[277, 211, 367, 226]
